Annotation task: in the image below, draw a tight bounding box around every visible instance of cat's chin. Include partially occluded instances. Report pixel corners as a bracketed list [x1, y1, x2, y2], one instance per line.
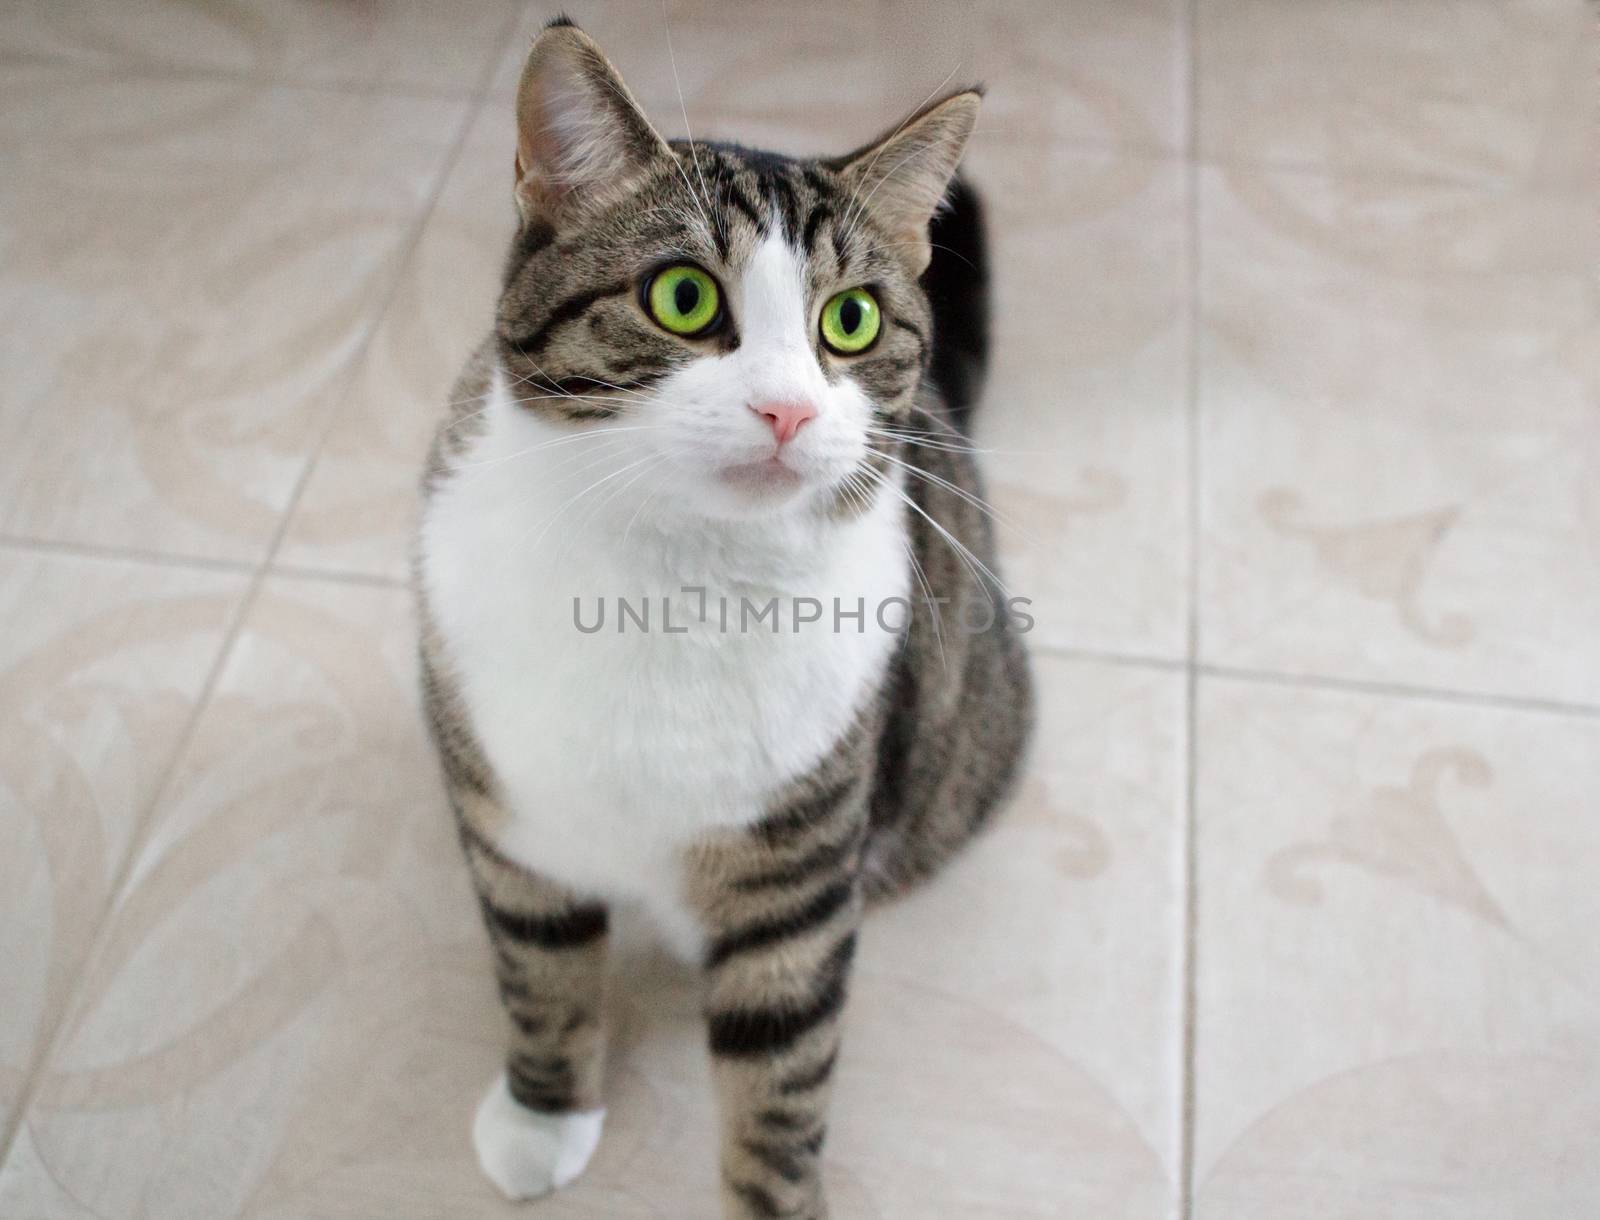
[717, 457, 807, 496]
[695, 457, 818, 517]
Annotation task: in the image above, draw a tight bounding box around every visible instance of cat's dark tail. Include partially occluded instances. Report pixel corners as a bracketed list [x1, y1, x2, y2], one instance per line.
[922, 175, 990, 434]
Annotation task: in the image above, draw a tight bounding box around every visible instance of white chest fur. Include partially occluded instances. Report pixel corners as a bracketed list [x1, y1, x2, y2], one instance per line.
[419, 374, 908, 950]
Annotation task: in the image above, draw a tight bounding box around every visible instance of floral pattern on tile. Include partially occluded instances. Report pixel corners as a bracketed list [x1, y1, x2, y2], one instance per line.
[1198, 164, 1600, 701]
[277, 106, 514, 579]
[0, 66, 469, 561]
[1263, 746, 1503, 926]
[971, 143, 1188, 658]
[1257, 490, 1474, 649]
[1194, 678, 1600, 1217]
[0, 550, 245, 1134]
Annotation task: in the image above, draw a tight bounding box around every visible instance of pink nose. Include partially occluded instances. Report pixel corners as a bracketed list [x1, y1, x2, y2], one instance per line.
[750, 399, 817, 445]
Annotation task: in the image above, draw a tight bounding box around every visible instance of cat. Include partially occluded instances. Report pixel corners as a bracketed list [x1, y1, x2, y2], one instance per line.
[415, 18, 1032, 1218]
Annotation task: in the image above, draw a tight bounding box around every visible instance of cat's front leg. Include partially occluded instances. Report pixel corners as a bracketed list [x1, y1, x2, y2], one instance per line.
[689, 775, 869, 1220]
[457, 815, 610, 1201]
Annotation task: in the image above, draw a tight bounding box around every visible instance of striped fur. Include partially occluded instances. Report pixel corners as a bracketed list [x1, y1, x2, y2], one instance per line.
[686, 734, 872, 1217]
[416, 20, 1031, 1219]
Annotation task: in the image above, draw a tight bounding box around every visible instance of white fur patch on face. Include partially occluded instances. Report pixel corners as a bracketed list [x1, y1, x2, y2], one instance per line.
[737, 231, 818, 397]
[633, 231, 876, 520]
[473, 1072, 605, 1200]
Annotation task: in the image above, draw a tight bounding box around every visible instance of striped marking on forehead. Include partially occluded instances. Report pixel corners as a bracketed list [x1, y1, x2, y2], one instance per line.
[687, 144, 843, 257]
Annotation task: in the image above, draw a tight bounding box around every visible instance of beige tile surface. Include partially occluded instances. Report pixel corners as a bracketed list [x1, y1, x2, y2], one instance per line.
[0, 576, 479, 1220]
[1197, 163, 1600, 703]
[276, 105, 514, 580]
[1192, 677, 1600, 1218]
[0, 599, 1184, 1218]
[972, 141, 1188, 658]
[0, 0, 518, 93]
[844, 655, 1183, 1218]
[0, 64, 469, 562]
[0, 547, 246, 1138]
[1196, 0, 1593, 185]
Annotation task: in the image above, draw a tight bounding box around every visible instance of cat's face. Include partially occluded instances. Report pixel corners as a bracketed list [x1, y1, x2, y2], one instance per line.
[494, 21, 979, 523]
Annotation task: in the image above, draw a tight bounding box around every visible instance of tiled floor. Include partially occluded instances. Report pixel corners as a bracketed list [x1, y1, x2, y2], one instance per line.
[0, 2, 1594, 1217]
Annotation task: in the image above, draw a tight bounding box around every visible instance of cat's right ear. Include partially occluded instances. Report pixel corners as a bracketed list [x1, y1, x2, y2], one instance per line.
[513, 20, 671, 225]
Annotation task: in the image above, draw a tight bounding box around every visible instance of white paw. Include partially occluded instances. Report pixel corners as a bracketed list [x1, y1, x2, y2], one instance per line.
[472, 1072, 605, 1200]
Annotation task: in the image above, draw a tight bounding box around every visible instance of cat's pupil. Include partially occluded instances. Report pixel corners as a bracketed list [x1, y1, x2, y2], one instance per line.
[674, 279, 700, 315]
[839, 298, 862, 334]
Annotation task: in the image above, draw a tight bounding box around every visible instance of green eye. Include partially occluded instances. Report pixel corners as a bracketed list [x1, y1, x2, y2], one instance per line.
[646, 264, 720, 336]
[819, 287, 882, 354]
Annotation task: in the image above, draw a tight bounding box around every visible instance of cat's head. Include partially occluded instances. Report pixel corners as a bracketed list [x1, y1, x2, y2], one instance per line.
[493, 19, 979, 522]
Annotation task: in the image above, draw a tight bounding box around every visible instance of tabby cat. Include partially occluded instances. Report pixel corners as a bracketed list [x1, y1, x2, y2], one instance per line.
[416, 19, 1032, 1217]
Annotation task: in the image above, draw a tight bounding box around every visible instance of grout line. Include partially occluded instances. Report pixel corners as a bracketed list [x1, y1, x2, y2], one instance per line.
[7, 532, 1593, 724]
[9, 530, 1593, 724]
[1029, 641, 1186, 673]
[0, 537, 408, 592]
[266, 563, 409, 590]
[1014, 644, 1600, 723]
[0, 593, 262, 1168]
[0, 11, 517, 1172]
[1198, 663, 1600, 721]
[1178, 0, 1202, 1212]
[1190, 149, 1535, 193]
[0, 534, 402, 589]
[0, 533, 256, 576]
[0, 51, 492, 101]
[248, 0, 521, 581]
[0, 0, 524, 103]
[1179, 669, 1200, 1220]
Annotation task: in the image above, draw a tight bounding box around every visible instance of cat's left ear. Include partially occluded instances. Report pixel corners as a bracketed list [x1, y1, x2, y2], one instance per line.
[831, 89, 982, 272]
[513, 20, 672, 225]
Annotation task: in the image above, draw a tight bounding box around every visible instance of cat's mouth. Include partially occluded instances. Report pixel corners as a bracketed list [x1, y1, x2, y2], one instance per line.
[717, 456, 807, 496]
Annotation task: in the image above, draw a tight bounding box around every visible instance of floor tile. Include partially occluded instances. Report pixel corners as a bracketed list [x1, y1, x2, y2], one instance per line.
[1192, 676, 1600, 1218]
[276, 105, 513, 579]
[0, 548, 247, 1138]
[1197, 163, 1600, 704]
[0, 576, 474, 1219]
[0, 0, 516, 94]
[498, 0, 1185, 153]
[842, 653, 1185, 1218]
[0, 615, 1184, 1217]
[971, 143, 1188, 659]
[1196, 0, 1594, 186]
[0, 64, 470, 562]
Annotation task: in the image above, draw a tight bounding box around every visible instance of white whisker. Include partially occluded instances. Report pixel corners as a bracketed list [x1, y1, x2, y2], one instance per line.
[519, 449, 668, 555]
[873, 447, 1037, 547]
[453, 425, 660, 474]
[859, 462, 1011, 599]
[658, 1, 720, 249]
